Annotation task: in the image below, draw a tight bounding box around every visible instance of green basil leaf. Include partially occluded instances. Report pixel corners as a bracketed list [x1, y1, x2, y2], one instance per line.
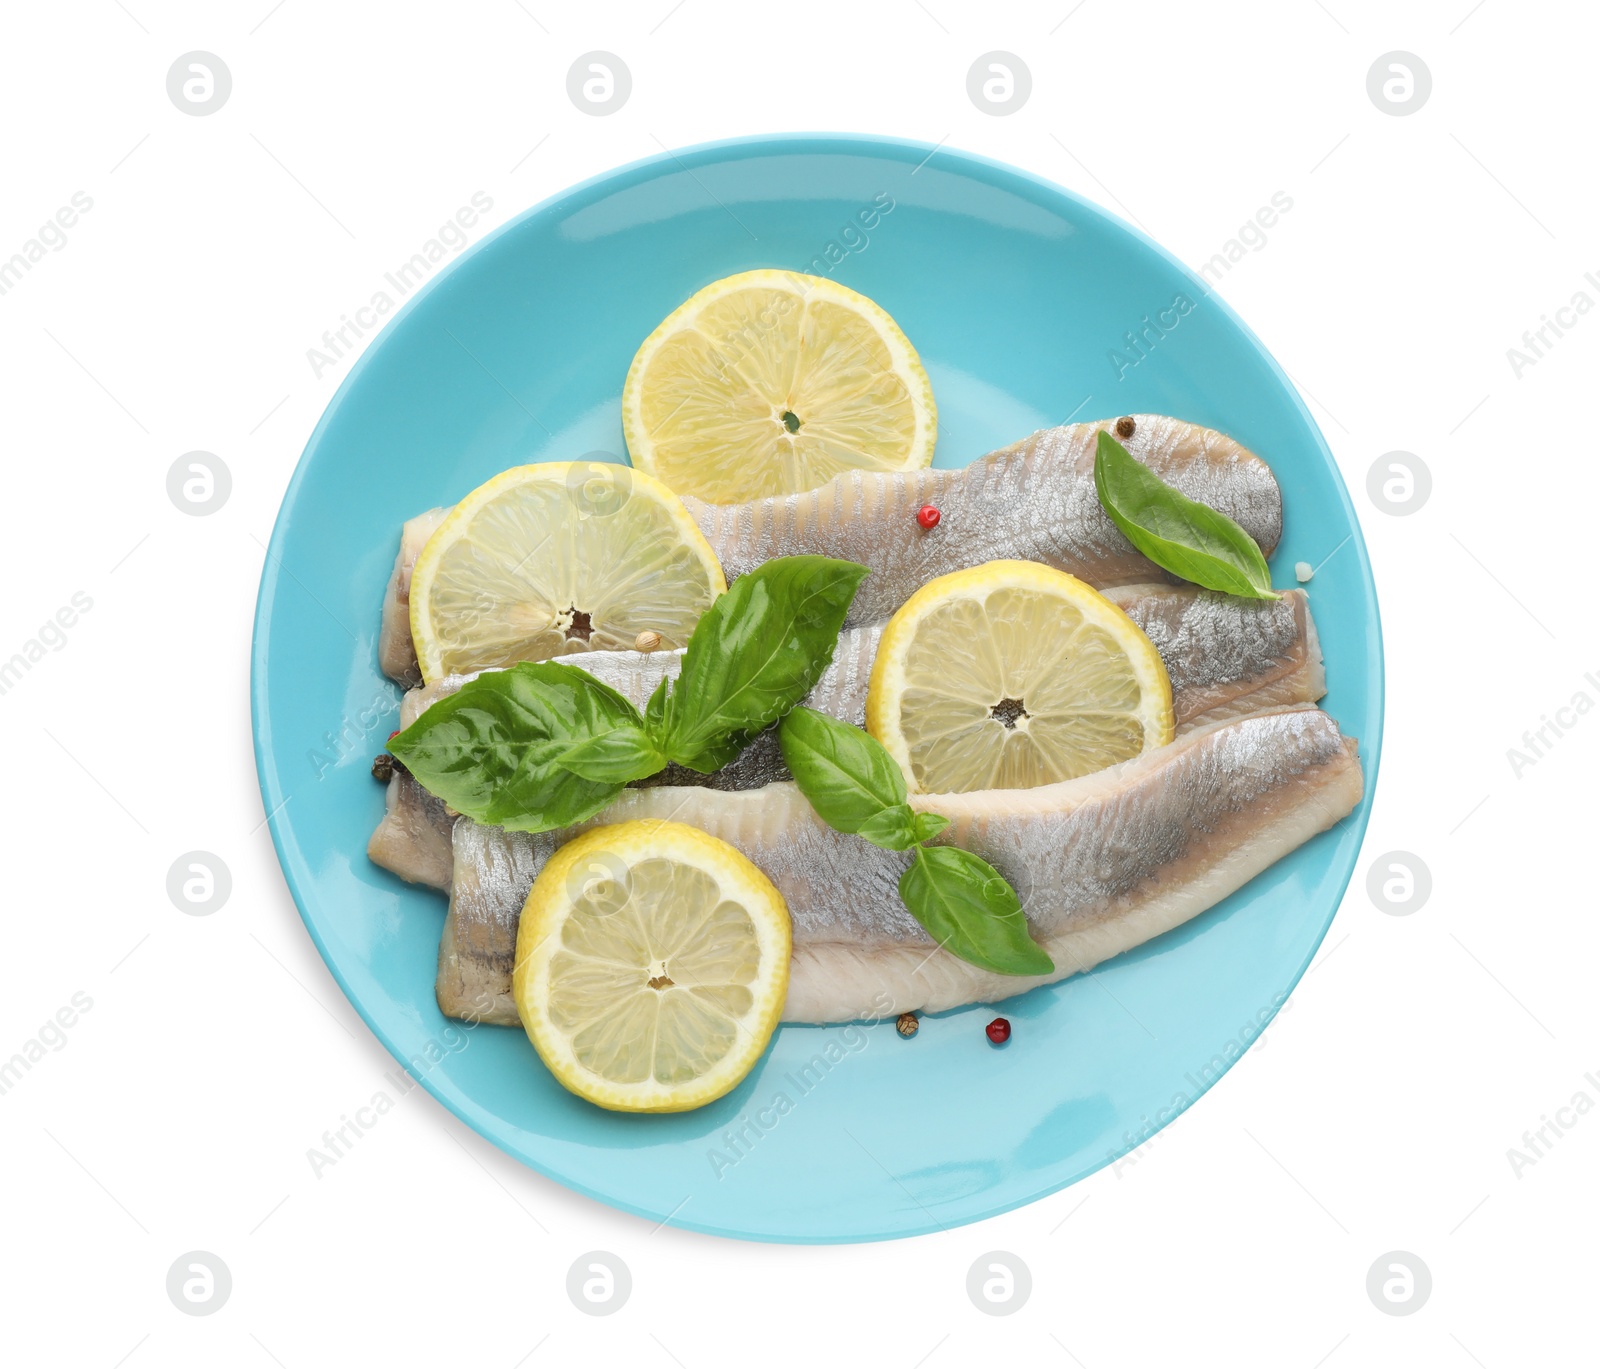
[672, 730, 760, 776]
[557, 724, 667, 784]
[388, 662, 654, 832]
[778, 706, 911, 842]
[1094, 430, 1279, 601]
[910, 811, 950, 844]
[643, 676, 669, 738]
[855, 804, 921, 851]
[660, 556, 870, 766]
[898, 845, 1054, 976]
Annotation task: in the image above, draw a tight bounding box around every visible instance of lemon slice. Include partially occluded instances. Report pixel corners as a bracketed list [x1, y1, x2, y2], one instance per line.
[513, 821, 791, 1113]
[409, 462, 725, 683]
[622, 269, 937, 503]
[866, 560, 1174, 794]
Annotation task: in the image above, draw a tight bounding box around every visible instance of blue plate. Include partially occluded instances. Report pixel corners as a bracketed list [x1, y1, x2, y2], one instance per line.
[252, 134, 1381, 1243]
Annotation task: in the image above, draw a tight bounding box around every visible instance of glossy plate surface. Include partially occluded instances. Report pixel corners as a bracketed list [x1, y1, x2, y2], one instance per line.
[251, 134, 1382, 1243]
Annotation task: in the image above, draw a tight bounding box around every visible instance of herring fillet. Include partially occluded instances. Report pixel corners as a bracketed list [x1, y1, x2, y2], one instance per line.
[379, 507, 448, 685]
[376, 416, 1283, 682]
[367, 771, 454, 891]
[367, 586, 1325, 888]
[436, 706, 1362, 1026]
[686, 415, 1282, 627]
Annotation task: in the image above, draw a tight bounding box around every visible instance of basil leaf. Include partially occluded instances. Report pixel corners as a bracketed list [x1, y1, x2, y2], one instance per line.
[557, 724, 667, 785]
[672, 730, 760, 776]
[1094, 430, 1279, 601]
[910, 811, 950, 844]
[644, 676, 669, 737]
[855, 804, 921, 851]
[388, 662, 656, 832]
[659, 556, 869, 766]
[778, 705, 907, 831]
[899, 845, 1054, 976]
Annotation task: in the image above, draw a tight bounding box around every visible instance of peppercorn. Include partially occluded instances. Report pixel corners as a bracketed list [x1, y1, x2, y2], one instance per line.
[985, 1016, 1011, 1045]
[372, 754, 395, 782]
[1115, 416, 1136, 439]
[634, 630, 663, 653]
[896, 1012, 919, 1038]
[916, 504, 941, 530]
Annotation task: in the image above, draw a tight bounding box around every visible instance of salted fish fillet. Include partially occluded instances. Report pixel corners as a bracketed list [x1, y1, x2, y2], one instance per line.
[377, 416, 1283, 682]
[367, 770, 454, 892]
[379, 507, 448, 684]
[368, 586, 1325, 888]
[436, 705, 1362, 1026]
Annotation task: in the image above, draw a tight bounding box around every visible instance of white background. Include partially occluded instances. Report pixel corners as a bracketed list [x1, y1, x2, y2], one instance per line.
[1, 1, 1595, 1365]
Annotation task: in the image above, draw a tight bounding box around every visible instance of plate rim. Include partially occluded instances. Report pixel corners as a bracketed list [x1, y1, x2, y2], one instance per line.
[250, 130, 1385, 1243]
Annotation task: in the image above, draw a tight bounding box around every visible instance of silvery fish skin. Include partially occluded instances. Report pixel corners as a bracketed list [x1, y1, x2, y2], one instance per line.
[367, 587, 1325, 887]
[376, 416, 1283, 681]
[435, 706, 1362, 1026]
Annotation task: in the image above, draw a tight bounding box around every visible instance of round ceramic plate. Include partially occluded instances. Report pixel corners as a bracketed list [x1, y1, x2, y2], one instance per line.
[252, 134, 1382, 1243]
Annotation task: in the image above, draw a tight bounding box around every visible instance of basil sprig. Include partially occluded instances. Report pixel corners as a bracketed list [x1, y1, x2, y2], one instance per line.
[779, 706, 1053, 977]
[1093, 430, 1279, 600]
[389, 556, 866, 833]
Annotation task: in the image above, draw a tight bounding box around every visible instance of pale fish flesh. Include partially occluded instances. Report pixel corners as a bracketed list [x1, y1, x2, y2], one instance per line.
[437, 705, 1362, 1026]
[377, 416, 1283, 682]
[368, 585, 1324, 888]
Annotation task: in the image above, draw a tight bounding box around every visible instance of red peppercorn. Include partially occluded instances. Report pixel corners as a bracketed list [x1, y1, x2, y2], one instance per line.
[916, 504, 941, 530]
[985, 1017, 1011, 1044]
[388, 730, 400, 741]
